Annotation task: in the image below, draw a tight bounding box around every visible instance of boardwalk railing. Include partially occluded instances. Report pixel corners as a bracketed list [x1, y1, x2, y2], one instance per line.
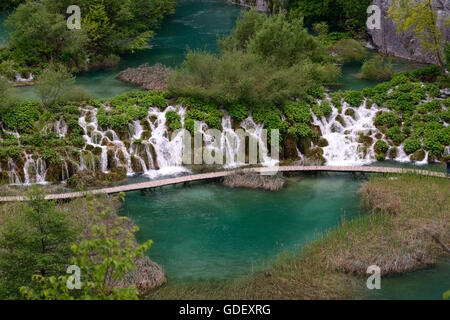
[0, 166, 447, 202]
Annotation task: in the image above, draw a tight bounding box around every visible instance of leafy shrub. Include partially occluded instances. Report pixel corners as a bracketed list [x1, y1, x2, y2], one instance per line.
[374, 140, 389, 154]
[344, 90, 363, 107]
[374, 112, 401, 128]
[320, 100, 332, 117]
[165, 111, 182, 131]
[228, 104, 249, 121]
[386, 126, 406, 145]
[283, 101, 312, 123]
[1, 102, 40, 133]
[361, 56, 394, 81]
[403, 137, 421, 154]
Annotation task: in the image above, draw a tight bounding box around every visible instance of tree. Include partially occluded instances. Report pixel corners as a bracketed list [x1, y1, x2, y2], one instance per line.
[5, 1, 88, 69]
[0, 188, 78, 299]
[387, 0, 449, 67]
[0, 77, 16, 111]
[35, 63, 76, 106]
[21, 193, 153, 300]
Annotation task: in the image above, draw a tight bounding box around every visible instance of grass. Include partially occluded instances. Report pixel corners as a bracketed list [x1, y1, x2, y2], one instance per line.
[145, 173, 449, 300]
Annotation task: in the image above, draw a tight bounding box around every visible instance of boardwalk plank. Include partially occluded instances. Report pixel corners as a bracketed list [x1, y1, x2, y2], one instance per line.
[0, 166, 447, 202]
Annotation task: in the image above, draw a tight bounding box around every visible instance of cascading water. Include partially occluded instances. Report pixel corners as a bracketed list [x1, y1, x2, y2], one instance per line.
[311, 96, 434, 165]
[23, 153, 48, 185]
[312, 98, 383, 166]
[145, 106, 189, 178]
[7, 158, 22, 185]
[240, 116, 279, 167]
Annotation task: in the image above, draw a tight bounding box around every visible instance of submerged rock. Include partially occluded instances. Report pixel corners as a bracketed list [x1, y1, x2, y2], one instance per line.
[223, 171, 286, 191]
[116, 63, 172, 91]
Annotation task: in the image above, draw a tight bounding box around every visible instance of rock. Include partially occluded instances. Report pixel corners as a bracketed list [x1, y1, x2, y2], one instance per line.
[368, 0, 450, 64]
[116, 63, 172, 91]
[411, 149, 426, 161]
[227, 0, 271, 12]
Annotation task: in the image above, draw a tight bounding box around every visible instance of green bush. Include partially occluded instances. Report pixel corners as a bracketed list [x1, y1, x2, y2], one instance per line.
[320, 100, 332, 117]
[228, 104, 249, 121]
[283, 101, 312, 123]
[361, 56, 394, 81]
[386, 126, 406, 145]
[374, 140, 389, 154]
[344, 91, 363, 107]
[165, 111, 182, 131]
[403, 137, 422, 154]
[374, 112, 401, 128]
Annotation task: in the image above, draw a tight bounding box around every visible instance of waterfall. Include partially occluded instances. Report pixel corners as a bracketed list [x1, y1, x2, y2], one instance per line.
[61, 159, 70, 182]
[55, 118, 68, 138]
[145, 106, 189, 178]
[221, 111, 244, 168]
[312, 98, 385, 166]
[240, 116, 279, 167]
[7, 158, 22, 185]
[23, 153, 48, 185]
[78, 108, 109, 173]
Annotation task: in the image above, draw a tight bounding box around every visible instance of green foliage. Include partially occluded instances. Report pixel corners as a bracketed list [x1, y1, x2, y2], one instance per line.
[387, 0, 448, 67]
[329, 91, 343, 109]
[288, 0, 372, 33]
[332, 39, 368, 63]
[361, 56, 394, 81]
[0, 101, 40, 133]
[312, 22, 329, 37]
[344, 90, 363, 107]
[0, 78, 17, 111]
[165, 110, 182, 131]
[227, 104, 250, 121]
[169, 10, 340, 107]
[374, 112, 402, 129]
[404, 137, 422, 154]
[283, 101, 312, 123]
[0, 188, 78, 299]
[374, 140, 389, 154]
[21, 194, 153, 300]
[295, 122, 314, 138]
[386, 126, 406, 145]
[320, 100, 332, 117]
[3, 0, 175, 73]
[35, 63, 77, 106]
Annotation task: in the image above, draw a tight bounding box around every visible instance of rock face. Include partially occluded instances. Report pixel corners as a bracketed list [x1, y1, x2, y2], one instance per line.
[227, 0, 272, 12]
[368, 0, 450, 64]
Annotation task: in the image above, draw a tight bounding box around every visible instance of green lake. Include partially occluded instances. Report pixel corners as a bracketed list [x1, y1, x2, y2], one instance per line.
[1, 1, 447, 300]
[1, 0, 423, 99]
[120, 175, 363, 280]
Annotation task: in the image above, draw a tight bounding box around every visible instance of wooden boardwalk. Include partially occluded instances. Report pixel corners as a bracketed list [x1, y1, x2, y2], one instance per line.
[0, 166, 447, 202]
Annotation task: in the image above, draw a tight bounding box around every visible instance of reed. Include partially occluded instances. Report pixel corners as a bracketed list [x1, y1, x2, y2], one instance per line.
[146, 173, 449, 299]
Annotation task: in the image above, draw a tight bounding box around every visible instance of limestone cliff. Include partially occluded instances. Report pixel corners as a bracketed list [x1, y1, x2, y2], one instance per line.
[226, 0, 274, 12]
[368, 0, 449, 64]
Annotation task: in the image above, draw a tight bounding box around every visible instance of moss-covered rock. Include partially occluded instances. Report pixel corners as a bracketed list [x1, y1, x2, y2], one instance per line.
[410, 149, 425, 162]
[335, 114, 346, 127]
[344, 108, 356, 120]
[388, 147, 398, 159]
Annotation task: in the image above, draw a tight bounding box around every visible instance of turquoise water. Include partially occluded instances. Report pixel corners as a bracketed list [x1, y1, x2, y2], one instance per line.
[367, 259, 450, 300]
[120, 175, 362, 280]
[4, 0, 243, 99]
[1, 1, 423, 99]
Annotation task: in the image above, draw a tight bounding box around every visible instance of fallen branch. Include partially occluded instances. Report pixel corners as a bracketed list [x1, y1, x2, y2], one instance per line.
[424, 227, 450, 253]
